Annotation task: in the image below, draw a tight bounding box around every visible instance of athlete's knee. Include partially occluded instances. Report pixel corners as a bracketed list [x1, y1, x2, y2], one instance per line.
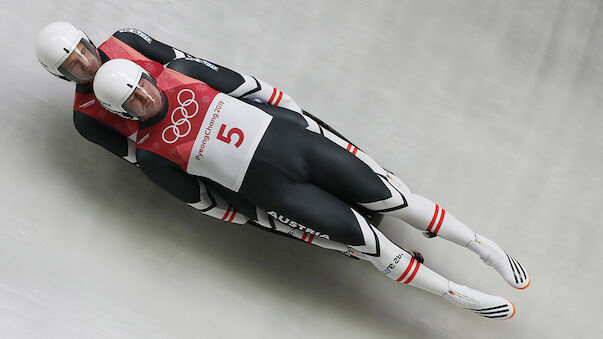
[324, 209, 366, 246]
[405, 193, 431, 207]
[385, 171, 412, 195]
[348, 217, 413, 269]
[393, 193, 436, 224]
[356, 175, 408, 213]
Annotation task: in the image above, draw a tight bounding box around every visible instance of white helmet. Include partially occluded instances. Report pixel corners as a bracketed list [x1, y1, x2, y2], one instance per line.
[35, 21, 98, 82]
[94, 59, 155, 120]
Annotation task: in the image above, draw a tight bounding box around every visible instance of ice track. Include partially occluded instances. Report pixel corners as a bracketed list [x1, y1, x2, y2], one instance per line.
[1, 1, 602, 338]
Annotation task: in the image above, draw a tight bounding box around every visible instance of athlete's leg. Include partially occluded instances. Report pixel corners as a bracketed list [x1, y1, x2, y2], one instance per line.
[248, 103, 412, 195]
[261, 121, 529, 289]
[350, 214, 515, 320]
[375, 193, 530, 289]
[240, 154, 368, 245]
[239, 156, 515, 319]
[301, 111, 412, 194]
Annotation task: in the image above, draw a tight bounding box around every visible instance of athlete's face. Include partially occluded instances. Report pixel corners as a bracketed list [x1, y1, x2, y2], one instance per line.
[60, 42, 100, 82]
[123, 77, 163, 120]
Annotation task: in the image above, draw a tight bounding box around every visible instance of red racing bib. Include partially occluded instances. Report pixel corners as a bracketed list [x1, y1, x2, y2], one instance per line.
[136, 69, 273, 191]
[72, 36, 166, 140]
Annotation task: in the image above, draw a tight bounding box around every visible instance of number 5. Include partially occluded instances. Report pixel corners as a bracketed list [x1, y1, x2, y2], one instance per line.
[217, 124, 244, 148]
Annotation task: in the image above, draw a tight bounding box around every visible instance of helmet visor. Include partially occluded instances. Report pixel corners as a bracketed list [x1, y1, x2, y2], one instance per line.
[122, 73, 163, 119]
[57, 38, 99, 82]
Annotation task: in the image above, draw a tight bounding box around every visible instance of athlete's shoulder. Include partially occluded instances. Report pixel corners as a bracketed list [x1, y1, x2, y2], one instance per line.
[112, 28, 153, 44]
[135, 147, 156, 164]
[168, 55, 219, 72]
[136, 147, 176, 169]
[73, 110, 103, 139]
[75, 82, 93, 94]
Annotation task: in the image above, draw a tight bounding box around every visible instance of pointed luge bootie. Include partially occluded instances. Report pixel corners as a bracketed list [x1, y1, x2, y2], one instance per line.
[466, 234, 530, 289]
[443, 281, 516, 320]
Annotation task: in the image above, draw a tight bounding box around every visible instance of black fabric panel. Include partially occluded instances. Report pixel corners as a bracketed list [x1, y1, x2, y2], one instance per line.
[112, 29, 177, 64]
[242, 104, 384, 226]
[166, 58, 245, 94]
[136, 149, 201, 203]
[242, 99, 309, 128]
[252, 119, 391, 203]
[240, 156, 366, 245]
[73, 110, 128, 157]
[301, 110, 357, 148]
[203, 180, 258, 220]
[239, 76, 262, 98]
[98, 48, 110, 64]
[75, 83, 93, 94]
[238, 119, 392, 245]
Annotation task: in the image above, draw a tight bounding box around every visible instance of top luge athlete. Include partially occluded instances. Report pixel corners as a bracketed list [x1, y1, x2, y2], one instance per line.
[34, 21, 385, 252]
[36, 22, 529, 320]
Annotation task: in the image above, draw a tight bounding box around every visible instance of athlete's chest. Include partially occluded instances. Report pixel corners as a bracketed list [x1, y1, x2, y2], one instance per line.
[73, 92, 139, 140]
[152, 83, 220, 146]
[136, 80, 273, 191]
[99, 37, 164, 78]
[71, 36, 167, 139]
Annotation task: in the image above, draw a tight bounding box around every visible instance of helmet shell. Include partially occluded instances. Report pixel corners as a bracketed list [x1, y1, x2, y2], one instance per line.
[35, 21, 93, 81]
[94, 59, 147, 120]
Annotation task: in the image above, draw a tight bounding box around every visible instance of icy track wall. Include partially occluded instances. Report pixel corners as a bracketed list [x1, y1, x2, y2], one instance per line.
[1, 0, 602, 338]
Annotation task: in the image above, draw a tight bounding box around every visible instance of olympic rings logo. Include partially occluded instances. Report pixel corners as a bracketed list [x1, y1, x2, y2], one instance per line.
[162, 89, 199, 144]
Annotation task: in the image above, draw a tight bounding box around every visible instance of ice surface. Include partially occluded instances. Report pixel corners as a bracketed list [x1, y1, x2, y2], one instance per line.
[1, 0, 601, 338]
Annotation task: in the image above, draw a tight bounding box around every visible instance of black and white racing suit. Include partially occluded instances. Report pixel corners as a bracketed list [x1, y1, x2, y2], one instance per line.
[72, 28, 399, 256]
[75, 29, 527, 314]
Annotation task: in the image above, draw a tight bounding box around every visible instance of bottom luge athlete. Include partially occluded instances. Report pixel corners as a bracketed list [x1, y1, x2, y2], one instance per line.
[34, 21, 389, 231]
[90, 58, 529, 320]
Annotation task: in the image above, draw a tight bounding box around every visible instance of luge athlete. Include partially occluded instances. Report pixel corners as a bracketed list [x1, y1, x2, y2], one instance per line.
[34, 22, 387, 237]
[92, 58, 530, 320]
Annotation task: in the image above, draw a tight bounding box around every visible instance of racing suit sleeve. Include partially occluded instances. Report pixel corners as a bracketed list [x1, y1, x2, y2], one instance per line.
[112, 28, 186, 65]
[136, 148, 248, 224]
[166, 58, 303, 113]
[73, 110, 137, 164]
[113, 28, 302, 111]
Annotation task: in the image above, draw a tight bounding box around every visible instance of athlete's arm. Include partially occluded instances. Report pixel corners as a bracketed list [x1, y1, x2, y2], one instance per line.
[112, 29, 340, 137]
[73, 110, 137, 164]
[113, 28, 302, 111]
[112, 28, 187, 65]
[166, 58, 303, 113]
[136, 148, 248, 223]
[235, 100, 360, 151]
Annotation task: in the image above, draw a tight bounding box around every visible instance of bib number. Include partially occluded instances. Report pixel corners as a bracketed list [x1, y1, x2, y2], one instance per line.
[217, 124, 244, 148]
